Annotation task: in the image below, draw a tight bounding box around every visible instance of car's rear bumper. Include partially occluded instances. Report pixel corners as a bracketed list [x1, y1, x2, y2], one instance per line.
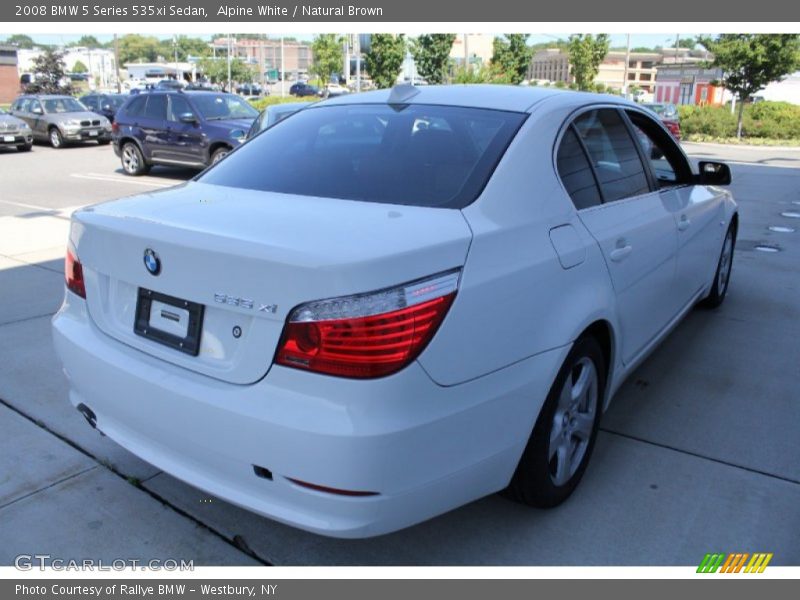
[52, 293, 567, 538]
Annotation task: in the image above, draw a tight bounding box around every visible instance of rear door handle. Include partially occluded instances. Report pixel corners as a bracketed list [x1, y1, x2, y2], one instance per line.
[678, 215, 691, 231]
[609, 244, 633, 262]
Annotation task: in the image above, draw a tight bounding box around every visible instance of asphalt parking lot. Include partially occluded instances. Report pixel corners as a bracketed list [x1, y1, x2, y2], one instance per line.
[0, 140, 798, 566]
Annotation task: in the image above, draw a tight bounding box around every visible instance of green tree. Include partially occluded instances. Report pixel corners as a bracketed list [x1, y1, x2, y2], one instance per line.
[73, 35, 101, 48]
[453, 64, 513, 85]
[567, 34, 610, 91]
[159, 36, 212, 62]
[699, 34, 800, 138]
[198, 57, 255, 87]
[117, 34, 162, 65]
[491, 34, 532, 85]
[411, 34, 456, 84]
[25, 49, 74, 94]
[310, 34, 345, 84]
[3, 34, 35, 49]
[364, 34, 405, 89]
[71, 60, 88, 73]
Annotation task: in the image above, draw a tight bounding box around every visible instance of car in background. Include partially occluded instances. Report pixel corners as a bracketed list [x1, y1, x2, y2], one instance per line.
[112, 90, 258, 175]
[640, 102, 681, 140]
[9, 94, 112, 148]
[324, 83, 349, 97]
[246, 101, 311, 139]
[0, 106, 33, 152]
[184, 81, 218, 92]
[289, 82, 322, 97]
[80, 93, 128, 123]
[155, 79, 184, 91]
[236, 82, 263, 96]
[54, 86, 738, 538]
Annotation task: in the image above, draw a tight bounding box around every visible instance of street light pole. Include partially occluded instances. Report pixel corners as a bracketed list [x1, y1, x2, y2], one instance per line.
[113, 34, 121, 93]
[623, 33, 631, 97]
[280, 36, 285, 97]
[227, 34, 232, 92]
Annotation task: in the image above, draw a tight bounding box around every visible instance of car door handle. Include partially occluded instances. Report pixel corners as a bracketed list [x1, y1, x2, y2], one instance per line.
[678, 215, 691, 231]
[609, 244, 633, 262]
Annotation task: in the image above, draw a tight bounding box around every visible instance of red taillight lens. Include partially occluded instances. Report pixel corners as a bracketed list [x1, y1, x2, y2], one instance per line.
[276, 271, 459, 379]
[111, 122, 119, 134]
[65, 248, 86, 298]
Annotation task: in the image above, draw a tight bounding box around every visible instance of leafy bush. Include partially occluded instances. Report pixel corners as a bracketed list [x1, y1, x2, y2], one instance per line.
[678, 101, 800, 140]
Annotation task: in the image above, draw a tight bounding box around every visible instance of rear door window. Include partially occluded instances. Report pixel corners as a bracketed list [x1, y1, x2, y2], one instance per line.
[572, 109, 651, 202]
[124, 96, 147, 118]
[143, 95, 167, 121]
[199, 104, 526, 209]
[556, 126, 602, 209]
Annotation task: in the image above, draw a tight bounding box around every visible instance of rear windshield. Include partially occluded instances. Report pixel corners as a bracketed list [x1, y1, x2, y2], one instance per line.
[198, 103, 526, 208]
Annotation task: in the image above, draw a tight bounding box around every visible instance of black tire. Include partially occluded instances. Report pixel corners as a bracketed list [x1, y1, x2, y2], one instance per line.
[210, 147, 230, 165]
[504, 336, 606, 508]
[700, 223, 736, 309]
[49, 127, 64, 149]
[17, 143, 32, 152]
[120, 141, 150, 176]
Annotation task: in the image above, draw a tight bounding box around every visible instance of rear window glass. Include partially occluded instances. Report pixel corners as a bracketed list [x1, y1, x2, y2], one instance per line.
[199, 104, 526, 209]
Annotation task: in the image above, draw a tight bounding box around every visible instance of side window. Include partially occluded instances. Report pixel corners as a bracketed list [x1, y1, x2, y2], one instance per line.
[82, 96, 96, 110]
[573, 109, 651, 202]
[125, 96, 147, 118]
[168, 95, 193, 121]
[15, 98, 29, 112]
[626, 110, 692, 187]
[556, 126, 602, 209]
[142, 95, 167, 120]
[31, 100, 43, 114]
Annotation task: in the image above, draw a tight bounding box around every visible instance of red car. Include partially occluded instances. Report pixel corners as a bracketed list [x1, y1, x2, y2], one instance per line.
[641, 102, 681, 140]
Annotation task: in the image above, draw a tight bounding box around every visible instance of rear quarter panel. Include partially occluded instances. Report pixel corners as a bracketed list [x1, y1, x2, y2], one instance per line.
[418, 101, 620, 387]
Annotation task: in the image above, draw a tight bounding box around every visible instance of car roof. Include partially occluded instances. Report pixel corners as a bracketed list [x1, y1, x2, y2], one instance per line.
[318, 84, 634, 114]
[20, 94, 75, 99]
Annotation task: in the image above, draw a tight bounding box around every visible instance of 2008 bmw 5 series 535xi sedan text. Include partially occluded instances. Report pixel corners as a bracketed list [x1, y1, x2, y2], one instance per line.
[52, 85, 738, 538]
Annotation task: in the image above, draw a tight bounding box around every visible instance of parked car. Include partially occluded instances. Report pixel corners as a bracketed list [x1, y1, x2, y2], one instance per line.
[111, 90, 258, 174]
[324, 83, 349, 97]
[155, 79, 184, 91]
[289, 82, 322, 97]
[9, 94, 112, 148]
[246, 101, 311, 139]
[184, 81, 218, 92]
[80, 93, 128, 123]
[236, 82, 263, 96]
[53, 85, 737, 538]
[0, 107, 33, 152]
[640, 102, 681, 140]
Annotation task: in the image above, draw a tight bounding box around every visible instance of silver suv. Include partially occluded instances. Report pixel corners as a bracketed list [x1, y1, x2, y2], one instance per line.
[10, 94, 112, 148]
[0, 106, 33, 152]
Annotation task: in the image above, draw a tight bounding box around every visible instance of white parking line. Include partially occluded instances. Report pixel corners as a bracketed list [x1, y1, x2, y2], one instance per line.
[0, 200, 82, 217]
[70, 173, 175, 188]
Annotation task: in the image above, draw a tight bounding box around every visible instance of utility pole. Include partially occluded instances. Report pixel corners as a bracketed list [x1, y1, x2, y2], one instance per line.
[173, 35, 178, 83]
[113, 33, 121, 93]
[622, 33, 631, 97]
[227, 34, 232, 92]
[280, 36, 285, 97]
[355, 35, 361, 93]
[464, 33, 469, 73]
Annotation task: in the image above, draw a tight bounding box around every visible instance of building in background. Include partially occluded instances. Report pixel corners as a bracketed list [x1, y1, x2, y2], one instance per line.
[450, 34, 494, 69]
[210, 37, 312, 82]
[754, 71, 800, 105]
[17, 47, 117, 88]
[0, 44, 18, 103]
[529, 48, 571, 84]
[124, 62, 196, 83]
[654, 67, 726, 105]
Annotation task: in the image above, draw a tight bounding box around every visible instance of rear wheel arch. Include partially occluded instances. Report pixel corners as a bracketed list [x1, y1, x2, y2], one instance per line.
[118, 136, 147, 159]
[208, 142, 232, 163]
[575, 319, 616, 411]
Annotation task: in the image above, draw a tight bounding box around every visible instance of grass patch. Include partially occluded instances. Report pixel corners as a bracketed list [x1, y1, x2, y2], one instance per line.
[683, 134, 800, 147]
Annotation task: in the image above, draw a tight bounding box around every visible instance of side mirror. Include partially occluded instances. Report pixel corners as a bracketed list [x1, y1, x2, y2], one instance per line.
[697, 161, 732, 186]
[32, 106, 43, 115]
[179, 112, 198, 124]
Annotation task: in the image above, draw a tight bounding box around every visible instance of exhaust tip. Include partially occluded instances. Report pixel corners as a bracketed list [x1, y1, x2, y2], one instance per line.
[76, 403, 97, 429]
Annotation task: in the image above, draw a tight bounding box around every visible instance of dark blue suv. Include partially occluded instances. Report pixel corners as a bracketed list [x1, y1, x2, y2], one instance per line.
[112, 90, 258, 175]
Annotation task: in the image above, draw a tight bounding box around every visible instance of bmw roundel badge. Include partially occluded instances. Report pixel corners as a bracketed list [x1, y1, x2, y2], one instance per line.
[143, 249, 161, 276]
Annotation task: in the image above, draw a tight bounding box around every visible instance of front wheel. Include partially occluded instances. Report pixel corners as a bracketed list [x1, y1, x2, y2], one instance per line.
[49, 127, 64, 148]
[210, 147, 230, 165]
[504, 336, 606, 508]
[701, 224, 736, 309]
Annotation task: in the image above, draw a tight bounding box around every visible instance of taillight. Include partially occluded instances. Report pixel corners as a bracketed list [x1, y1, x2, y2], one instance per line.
[111, 122, 119, 134]
[276, 270, 460, 378]
[65, 247, 86, 299]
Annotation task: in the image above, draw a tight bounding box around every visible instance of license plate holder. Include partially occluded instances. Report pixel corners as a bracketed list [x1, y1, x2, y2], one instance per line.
[3, 135, 14, 142]
[134, 288, 204, 356]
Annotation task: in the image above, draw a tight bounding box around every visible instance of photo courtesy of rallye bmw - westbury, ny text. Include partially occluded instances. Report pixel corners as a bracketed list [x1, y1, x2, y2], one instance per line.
[0, 0, 799, 596]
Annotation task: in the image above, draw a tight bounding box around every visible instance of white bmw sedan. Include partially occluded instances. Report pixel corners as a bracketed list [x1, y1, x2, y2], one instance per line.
[53, 85, 737, 538]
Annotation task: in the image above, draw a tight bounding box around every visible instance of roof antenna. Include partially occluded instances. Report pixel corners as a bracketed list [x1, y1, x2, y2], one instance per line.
[388, 83, 420, 105]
